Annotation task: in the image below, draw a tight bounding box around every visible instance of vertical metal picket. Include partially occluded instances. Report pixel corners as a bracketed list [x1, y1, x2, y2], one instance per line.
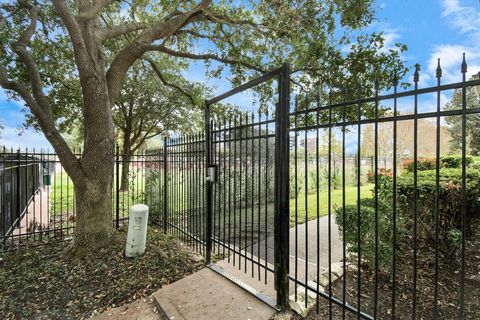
[163, 137, 168, 233]
[205, 102, 213, 265]
[115, 144, 120, 229]
[275, 62, 291, 311]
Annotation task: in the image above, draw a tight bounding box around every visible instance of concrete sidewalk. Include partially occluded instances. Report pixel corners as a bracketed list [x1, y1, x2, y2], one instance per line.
[92, 215, 342, 320]
[12, 187, 50, 236]
[216, 214, 344, 302]
[93, 268, 277, 320]
[152, 268, 276, 320]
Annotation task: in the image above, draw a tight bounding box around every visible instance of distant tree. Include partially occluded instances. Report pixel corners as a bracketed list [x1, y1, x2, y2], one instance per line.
[319, 132, 342, 157]
[361, 117, 452, 161]
[114, 60, 204, 190]
[445, 75, 480, 155]
[53, 58, 206, 190]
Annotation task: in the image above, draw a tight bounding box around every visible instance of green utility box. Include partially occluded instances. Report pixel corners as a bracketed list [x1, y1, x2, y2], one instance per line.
[43, 174, 51, 186]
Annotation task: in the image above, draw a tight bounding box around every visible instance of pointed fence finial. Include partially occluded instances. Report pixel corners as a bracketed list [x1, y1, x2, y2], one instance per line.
[436, 58, 442, 78]
[461, 52, 467, 74]
[414, 64, 420, 83]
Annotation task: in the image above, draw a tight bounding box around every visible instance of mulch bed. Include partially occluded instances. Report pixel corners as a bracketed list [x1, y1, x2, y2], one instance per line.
[295, 218, 480, 319]
[0, 226, 204, 320]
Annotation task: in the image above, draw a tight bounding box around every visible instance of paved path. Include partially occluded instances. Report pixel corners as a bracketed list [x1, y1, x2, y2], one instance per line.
[152, 268, 276, 320]
[12, 187, 49, 236]
[93, 268, 276, 320]
[216, 215, 344, 300]
[93, 215, 343, 320]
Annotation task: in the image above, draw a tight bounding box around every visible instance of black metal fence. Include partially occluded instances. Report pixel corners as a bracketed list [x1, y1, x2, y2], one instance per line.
[0, 149, 42, 237]
[155, 60, 480, 319]
[0, 147, 165, 250]
[2, 59, 479, 319]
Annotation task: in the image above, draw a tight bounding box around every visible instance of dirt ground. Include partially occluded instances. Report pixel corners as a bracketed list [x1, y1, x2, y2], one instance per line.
[293, 218, 480, 320]
[0, 226, 203, 320]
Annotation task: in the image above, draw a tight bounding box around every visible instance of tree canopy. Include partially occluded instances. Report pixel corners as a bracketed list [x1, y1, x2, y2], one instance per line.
[0, 0, 409, 256]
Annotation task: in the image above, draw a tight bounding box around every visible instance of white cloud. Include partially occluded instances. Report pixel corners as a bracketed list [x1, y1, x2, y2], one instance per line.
[383, 31, 401, 50]
[424, 1, 480, 84]
[442, 0, 480, 40]
[428, 44, 480, 83]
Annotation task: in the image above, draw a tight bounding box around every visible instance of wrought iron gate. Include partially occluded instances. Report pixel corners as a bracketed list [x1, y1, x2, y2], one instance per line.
[161, 57, 480, 319]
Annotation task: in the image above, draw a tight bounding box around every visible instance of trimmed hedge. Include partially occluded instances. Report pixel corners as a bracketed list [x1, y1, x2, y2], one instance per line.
[396, 168, 480, 254]
[402, 155, 480, 173]
[335, 166, 480, 272]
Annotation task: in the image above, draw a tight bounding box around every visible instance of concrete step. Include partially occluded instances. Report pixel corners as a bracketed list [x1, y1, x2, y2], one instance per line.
[152, 267, 277, 320]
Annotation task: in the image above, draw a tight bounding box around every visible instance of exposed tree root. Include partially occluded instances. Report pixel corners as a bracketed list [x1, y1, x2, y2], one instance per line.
[60, 230, 124, 261]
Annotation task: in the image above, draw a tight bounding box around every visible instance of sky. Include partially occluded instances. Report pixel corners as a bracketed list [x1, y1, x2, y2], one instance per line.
[0, 0, 479, 150]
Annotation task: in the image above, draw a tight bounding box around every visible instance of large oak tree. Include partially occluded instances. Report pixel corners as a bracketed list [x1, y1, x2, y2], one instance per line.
[0, 0, 407, 257]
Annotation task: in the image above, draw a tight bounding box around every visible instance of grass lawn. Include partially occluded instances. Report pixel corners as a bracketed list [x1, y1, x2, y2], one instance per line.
[290, 184, 373, 225]
[48, 164, 372, 230]
[49, 167, 153, 218]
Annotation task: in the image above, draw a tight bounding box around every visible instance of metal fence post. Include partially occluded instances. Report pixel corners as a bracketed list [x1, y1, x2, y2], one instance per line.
[275, 62, 291, 311]
[115, 144, 120, 229]
[16, 149, 21, 228]
[163, 137, 168, 233]
[205, 102, 213, 264]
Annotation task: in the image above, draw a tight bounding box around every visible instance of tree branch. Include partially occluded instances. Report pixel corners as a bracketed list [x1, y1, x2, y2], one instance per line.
[143, 56, 198, 106]
[175, 29, 217, 41]
[131, 120, 163, 153]
[12, 5, 49, 111]
[98, 22, 148, 41]
[145, 45, 265, 73]
[51, 0, 90, 71]
[202, 10, 287, 36]
[106, 0, 212, 104]
[0, 5, 83, 182]
[76, 0, 117, 21]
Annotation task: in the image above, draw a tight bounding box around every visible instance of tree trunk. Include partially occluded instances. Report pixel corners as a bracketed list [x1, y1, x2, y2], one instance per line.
[68, 54, 115, 256]
[71, 171, 114, 256]
[120, 153, 131, 191]
[120, 134, 132, 191]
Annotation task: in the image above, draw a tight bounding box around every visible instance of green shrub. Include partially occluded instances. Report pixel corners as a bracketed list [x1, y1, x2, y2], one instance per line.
[366, 168, 393, 183]
[336, 167, 480, 271]
[334, 176, 403, 272]
[144, 171, 164, 220]
[290, 166, 305, 199]
[395, 168, 480, 256]
[334, 202, 403, 273]
[402, 157, 436, 172]
[440, 155, 474, 168]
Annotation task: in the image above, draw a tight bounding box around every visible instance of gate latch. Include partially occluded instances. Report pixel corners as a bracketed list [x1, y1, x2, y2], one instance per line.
[206, 165, 218, 183]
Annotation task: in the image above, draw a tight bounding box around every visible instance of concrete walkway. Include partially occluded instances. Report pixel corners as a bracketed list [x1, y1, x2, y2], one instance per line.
[93, 215, 342, 320]
[152, 268, 276, 320]
[12, 187, 50, 236]
[216, 215, 343, 301]
[92, 298, 160, 320]
[93, 268, 276, 320]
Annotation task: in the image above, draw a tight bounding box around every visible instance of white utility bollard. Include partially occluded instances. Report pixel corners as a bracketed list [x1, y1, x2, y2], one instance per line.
[125, 204, 149, 258]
